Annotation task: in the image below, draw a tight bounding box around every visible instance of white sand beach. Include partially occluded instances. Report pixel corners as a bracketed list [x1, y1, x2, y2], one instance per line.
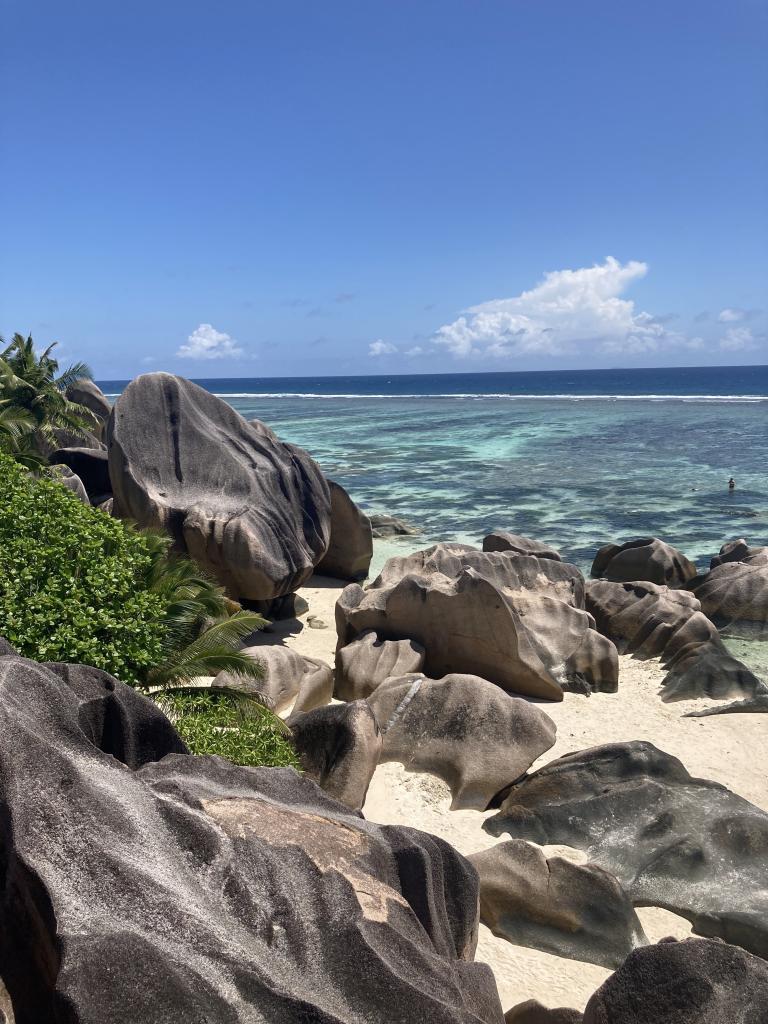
[274, 567, 768, 1014]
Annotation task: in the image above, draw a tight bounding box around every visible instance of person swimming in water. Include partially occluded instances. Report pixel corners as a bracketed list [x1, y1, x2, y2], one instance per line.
[729, 477, 736, 491]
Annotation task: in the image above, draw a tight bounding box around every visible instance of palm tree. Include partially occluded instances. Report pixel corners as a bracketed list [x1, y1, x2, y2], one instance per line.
[0, 333, 98, 452]
[0, 399, 45, 469]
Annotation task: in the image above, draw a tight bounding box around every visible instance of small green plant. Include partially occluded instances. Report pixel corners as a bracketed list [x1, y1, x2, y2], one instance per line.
[156, 690, 300, 769]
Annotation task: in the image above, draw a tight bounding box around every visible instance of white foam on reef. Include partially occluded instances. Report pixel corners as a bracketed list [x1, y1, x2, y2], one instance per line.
[198, 392, 768, 402]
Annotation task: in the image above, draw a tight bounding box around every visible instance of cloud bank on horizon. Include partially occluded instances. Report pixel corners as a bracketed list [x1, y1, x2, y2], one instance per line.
[368, 256, 763, 362]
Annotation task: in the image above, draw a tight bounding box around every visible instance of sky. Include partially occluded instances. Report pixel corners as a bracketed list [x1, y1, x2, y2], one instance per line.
[1, 0, 766, 379]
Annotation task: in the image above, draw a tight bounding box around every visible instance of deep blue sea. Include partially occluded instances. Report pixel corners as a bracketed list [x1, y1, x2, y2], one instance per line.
[100, 364, 768, 590]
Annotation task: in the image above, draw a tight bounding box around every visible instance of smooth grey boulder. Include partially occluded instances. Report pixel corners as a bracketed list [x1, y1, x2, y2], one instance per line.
[483, 532, 562, 561]
[315, 479, 373, 581]
[65, 378, 111, 439]
[591, 537, 697, 587]
[290, 700, 382, 810]
[368, 673, 557, 810]
[583, 937, 768, 1024]
[49, 447, 111, 503]
[688, 559, 768, 635]
[469, 840, 646, 969]
[336, 630, 426, 701]
[0, 650, 505, 1023]
[337, 544, 618, 701]
[505, 1002, 582, 1024]
[586, 578, 766, 702]
[369, 513, 420, 538]
[711, 538, 768, 568]
[49, 464, 89, 503]
[485, 741, 768, 959]
[216, 644, 333, 716]
[107, 373, 332, 601]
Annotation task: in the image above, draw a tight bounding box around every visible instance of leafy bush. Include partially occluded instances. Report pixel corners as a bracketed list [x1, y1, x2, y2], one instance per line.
[158, 690, 300, 769]
[0, 452, 167, 680]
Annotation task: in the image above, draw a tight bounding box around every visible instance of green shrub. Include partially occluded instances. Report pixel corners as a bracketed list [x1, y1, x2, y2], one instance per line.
[158, 691, 301, 769]
[0, 452, 167, 681]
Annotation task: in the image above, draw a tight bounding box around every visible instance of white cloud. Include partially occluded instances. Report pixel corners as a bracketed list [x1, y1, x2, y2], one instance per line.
[369, 339, 398, 357]
[718, 308, 746, 323]
[434, 257, 683, 358]
[177, 323, 243, 360]
[720, 326, 755, 351]
[406, 346, 424, 357]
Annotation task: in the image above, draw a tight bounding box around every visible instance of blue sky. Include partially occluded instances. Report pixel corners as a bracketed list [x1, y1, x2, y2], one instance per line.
[1, 0, 766, 378]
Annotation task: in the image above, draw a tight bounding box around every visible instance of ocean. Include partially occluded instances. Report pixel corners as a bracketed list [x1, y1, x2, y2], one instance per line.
[100, 364, 768, 676]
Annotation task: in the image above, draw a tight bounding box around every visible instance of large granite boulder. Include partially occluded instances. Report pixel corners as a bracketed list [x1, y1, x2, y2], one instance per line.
[0, 649, 505, 1023]
[483, 533, 562, 561]
[485, 741, 768, 958]
[586, 578, 766, 702]
[591, 537, 697, 587]
[505, 1003, 581, 1024]
[688, 559, 768, 635]
[711, 538, 768, 568]
[368, 673, 557, 810]
[337, 544, 618, 701]
[107, 373, 332, 602]
[583, 937, 768, 1023]
[470, 840, 646, 968]
[335, 629, 426, 700]
[290, 700, 382, 811]
[65, 378, 111, 439]
[316, 480, 373, 581]
[49, 446, 111, 503]
[216, 644, 333, 716]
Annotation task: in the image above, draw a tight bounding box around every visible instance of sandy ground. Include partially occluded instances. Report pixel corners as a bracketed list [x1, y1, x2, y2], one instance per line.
[265, 569, 768, 1015]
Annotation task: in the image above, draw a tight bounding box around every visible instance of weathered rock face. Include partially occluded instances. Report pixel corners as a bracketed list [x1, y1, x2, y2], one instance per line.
[336, 545, 618, 701]
[470, 841, 646, 969]
[369, 514, 421, 538]
[65, 378, 111, 439]
[49, 447, 111, 503]
[107, 374, 332, 601]
[316, 480, 373, 581]
[505, 1002, 582, 1024]
[49, 464, 89, 503]
[711, 538, 768, 568]
[591, 537, 697, 587]
[485, 741, 768, 959]
[216, 644, 333, 716]
[583, 938, 768, 1024]
[336, 630, 426, 701]
[290, 700, 382, 811]
[688, 559, 768, 634]
[368, 673, 557, 810]
[586, 578, 766, 702]
[0, 650, 505, 1023]
[483, 533, 562, 561]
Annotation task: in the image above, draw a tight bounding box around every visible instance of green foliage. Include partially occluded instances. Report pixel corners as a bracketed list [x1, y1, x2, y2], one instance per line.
[0, 452, 167, 680]
[156, 690, 300, 769]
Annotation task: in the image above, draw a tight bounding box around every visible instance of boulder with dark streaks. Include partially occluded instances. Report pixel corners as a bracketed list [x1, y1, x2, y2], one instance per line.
[591, 537, 697, 587]
[0, 649, 505, 1023]
[368, 673, 557, 810]
[316, 479, 373, 581]
[216, 644, 333, 716]
[49, 446, 111, 503]
[483, 532, 562, 561]
[688, 558, 768, 635]
[710, 538, 768, 568]
[485, 741, 768, 958]
[335, 630, 425, 701]
[107, 373, 332, 601]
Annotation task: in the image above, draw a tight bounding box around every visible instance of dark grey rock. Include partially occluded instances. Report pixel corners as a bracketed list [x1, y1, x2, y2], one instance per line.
[591, 537, 697, 587]
[470, 840, 646, 968]
[337, 544, 617, 701]
[369, 513, 421, 538]
[586, 578, 766, 702]
[485, 741, 768, 958]
[368, 673, 557, 810]
[335, 630, 426, 701]
[65, 378, 111, 439]
[0, 650, 504, 1023]
[710, 538, 768, 568]
[48, 464, 89, 503]
[505, 1001, 582, 1024]
[107, 373, 332, 601]
[483, 533, 562, 561]
[216, 644, 333, 716]
[316, 480, 373, 581]
[583, 937, 768, 1024]
[49, 447, 111, 502]
[687, 559, 768, 635]
[289, 700, 381, 810]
